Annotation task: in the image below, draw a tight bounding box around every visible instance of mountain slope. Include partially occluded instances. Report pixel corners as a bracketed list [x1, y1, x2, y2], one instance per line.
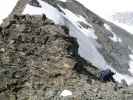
[23, 0, 133, 85]
[0, 14, 132, 100]
[0, 0, 133, 99]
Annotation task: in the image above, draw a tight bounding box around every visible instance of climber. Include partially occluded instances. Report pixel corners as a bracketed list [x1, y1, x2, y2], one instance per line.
[99, 69, 116, 82]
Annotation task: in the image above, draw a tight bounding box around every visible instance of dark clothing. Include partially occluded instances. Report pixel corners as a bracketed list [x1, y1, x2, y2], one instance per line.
[99, 69, 115, 82]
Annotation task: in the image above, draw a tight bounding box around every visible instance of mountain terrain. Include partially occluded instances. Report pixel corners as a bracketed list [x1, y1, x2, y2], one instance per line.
[0, 0, 133, 99]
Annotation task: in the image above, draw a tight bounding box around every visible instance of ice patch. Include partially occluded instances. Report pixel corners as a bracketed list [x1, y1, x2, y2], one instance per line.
[0, 0, 19, 24]
[60, 90, 72, 97]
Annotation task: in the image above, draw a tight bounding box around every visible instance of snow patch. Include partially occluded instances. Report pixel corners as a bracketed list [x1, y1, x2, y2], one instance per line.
[77, 15, 93, 28]
[59, 7, 97, 39]
[113, 72, 133, 85]
[110, 33, 122, 42]
[23, 0, 65, 25]
[128, 61, 133, 75]
[128, 54, 133, 75]
[60, 90, 72, 97]
[104, 24, 122, 42]
[58, 0, 67, 2]
[129, 54, 133, 59]
[104, 23, 112, 31]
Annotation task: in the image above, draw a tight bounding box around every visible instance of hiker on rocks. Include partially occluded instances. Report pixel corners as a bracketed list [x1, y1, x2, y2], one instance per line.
[99, 69, 116, 82]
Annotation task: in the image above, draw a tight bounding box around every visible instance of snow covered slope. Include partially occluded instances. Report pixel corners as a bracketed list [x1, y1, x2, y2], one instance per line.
[0, 0, 19, 24]
[76, 0, 133, 35]
[23, 0, 133, 85]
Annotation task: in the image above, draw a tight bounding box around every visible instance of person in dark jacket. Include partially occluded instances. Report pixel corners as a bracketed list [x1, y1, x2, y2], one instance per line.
[99, 69, 116, 82]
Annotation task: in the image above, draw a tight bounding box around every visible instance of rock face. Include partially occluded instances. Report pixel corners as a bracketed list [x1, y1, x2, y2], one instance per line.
[0, 15, 78, 99]
[0, 13, 133, 100]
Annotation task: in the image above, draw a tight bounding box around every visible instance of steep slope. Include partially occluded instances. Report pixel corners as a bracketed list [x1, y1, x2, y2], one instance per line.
[23, 0, 133, 85]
